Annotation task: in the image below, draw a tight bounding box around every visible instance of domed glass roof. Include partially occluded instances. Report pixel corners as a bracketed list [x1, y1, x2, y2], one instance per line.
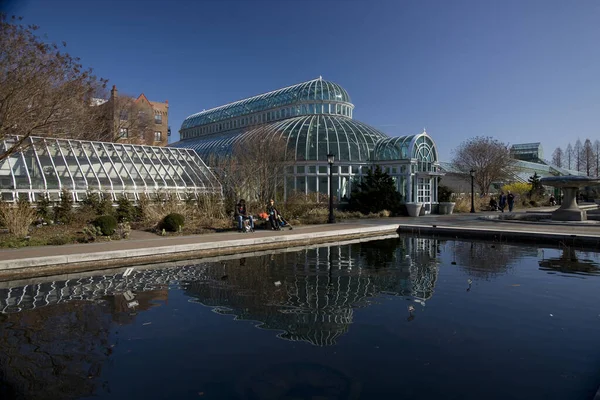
[171, 115, 387, 163]
[372, 132, 438, 162]
[181, 78, 352, 129]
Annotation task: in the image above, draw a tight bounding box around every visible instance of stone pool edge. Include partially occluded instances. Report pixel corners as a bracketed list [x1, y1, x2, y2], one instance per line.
[3, 221, 600, 282]
[0, 225, 399, 282]
[396, 224, 600, 248]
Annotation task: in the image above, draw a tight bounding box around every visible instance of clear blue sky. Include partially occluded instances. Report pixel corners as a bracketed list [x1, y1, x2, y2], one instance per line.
[7, 0, 600, 161]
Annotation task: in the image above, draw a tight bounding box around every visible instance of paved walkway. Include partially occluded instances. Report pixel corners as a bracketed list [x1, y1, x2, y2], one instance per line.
[1, 209, 599, 281]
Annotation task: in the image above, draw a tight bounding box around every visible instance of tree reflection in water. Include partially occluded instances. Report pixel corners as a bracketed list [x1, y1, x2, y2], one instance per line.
[0, 266, 202, 400]
[184, 236, 441, 346]
[0, 237, 442, 398]
[449, 240, 535, 279]
[0, 301, 111, 400]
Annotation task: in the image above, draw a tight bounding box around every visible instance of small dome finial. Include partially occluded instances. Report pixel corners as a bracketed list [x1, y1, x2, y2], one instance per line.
[423, 127, 427, 133]
[319, 75, 322, 80]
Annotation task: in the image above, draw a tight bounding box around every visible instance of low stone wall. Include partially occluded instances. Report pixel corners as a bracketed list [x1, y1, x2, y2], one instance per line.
[0, 225, 399, 282]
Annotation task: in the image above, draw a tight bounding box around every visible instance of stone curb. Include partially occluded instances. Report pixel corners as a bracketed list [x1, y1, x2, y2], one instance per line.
[0, 225, 399, 279]
[396, 224, 600, 247]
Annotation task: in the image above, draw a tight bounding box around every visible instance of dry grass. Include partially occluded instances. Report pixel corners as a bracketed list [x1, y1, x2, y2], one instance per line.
[0, 202, 37, 237]
[132, 193, 232, 234]
[0, 223, 84, 248]
[453, 195, 492, 213]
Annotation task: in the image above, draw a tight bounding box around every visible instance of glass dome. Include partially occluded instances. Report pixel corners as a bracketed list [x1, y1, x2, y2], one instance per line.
[181, 78, 352, 130]
[372, 132, 438, 163]
[172, 115, 387, 163]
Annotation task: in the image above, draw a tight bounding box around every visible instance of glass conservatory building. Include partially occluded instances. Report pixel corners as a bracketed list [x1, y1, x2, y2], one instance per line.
[0, 136, 222, 202]
[171, 77, 441, 209]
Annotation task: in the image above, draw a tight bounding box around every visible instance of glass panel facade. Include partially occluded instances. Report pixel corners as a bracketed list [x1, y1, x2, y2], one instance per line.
[172, 78, 444, 205]
[0, 136, 222, 202]
[180, 78, 353, 133]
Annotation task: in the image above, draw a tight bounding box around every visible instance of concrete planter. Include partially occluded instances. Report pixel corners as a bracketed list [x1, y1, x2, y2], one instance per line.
[438, 202, 456, 215]
[406, 202, 423, 217]
[420, 203, 432, 216]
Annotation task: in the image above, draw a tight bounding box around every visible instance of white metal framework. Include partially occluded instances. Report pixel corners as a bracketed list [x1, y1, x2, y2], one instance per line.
[0, 136, 222, 202]
[371, 131, 442, 213]
[173, 77, 444, 206]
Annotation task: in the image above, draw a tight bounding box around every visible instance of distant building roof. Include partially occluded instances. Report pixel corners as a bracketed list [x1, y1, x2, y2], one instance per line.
[438, 161, 464, 174]
[510, 142, 544, 162]
[150, 100, 168, 113]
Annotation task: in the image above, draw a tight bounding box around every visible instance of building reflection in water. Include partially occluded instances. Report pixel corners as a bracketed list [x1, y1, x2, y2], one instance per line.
[0, 266, 204, 400]
[184, 236, 441, 346]
[0, 237, 441, 398]
[0, 265, 208, 314]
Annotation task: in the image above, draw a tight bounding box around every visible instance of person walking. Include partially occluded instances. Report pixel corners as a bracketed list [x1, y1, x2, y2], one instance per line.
[498, 191, 507, 213]
[507, 191, 515, 212]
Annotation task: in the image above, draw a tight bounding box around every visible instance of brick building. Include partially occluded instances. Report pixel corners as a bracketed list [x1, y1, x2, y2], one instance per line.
[105, 85, 169, 146]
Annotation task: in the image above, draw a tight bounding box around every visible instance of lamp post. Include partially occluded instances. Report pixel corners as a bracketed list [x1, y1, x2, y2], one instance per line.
[470, 169, 476, 213]
[327, 153, 336, 223]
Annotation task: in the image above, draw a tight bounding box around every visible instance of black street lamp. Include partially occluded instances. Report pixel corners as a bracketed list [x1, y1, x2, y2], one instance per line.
[470, 169, 476, 213]
[327, 153, 336, 223]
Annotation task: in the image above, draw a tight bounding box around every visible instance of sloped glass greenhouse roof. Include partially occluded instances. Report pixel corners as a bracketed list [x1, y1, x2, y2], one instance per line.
[172, 115, 387, 163]
[181, 78, 352, 129]
[0, 136, 221, 202]
[372, 132, 438, 162]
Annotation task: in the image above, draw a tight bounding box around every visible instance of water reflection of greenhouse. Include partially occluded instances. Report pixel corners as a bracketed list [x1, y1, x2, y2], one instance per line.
[0, 265, 208, 313]
[1, 237, 441, 346]
[186, 237, 440, 346]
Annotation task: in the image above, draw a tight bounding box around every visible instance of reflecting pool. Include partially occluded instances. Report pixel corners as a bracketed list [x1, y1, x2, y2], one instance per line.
[1, 236, 600, 400]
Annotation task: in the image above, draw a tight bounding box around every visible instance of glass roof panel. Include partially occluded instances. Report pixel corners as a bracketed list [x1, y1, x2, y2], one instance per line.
[181, 78, 352, 130]
[172, 115, 388, 163]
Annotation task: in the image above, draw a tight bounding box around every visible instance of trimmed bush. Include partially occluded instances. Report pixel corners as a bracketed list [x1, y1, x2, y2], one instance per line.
[82, 191, 101, 214]
[438, 185, 454, 202]
[161, 213, 185, 232]
[98, 192, 114, 216]
[36, 192, 51, 222]
[349, 165, 402, 215]
[47, 235, 71, 246]
[53, 188, 74, 224]
[116, 195, 135, 222]
[92, 215, 118, 236]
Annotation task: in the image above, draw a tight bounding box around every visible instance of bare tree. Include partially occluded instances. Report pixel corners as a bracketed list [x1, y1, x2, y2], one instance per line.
[89, 91, 154, 144]
[211, 127, 292, 208]
[594, 140, 600, 177]
[0, 15, 106, 161]
[551, 147, 563, 168]
[452, 136, 513, 195]
[582, 139, 594, 176]
[574, 139, 583, 172]
[565, 143, 574, 170]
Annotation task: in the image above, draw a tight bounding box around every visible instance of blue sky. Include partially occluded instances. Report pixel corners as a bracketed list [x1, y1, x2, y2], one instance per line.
[7, 0, 600, 161]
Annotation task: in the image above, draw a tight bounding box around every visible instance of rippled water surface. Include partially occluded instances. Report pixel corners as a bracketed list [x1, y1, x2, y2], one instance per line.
[1, 236, 600, 400]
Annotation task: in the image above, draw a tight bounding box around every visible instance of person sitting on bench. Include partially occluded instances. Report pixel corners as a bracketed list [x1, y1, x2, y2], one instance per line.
[266, 199, 281, 230]
[235, 199, 254, 232]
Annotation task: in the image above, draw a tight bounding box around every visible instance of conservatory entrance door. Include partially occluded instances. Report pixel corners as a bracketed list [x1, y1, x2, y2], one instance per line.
[417, 177, 432, 214]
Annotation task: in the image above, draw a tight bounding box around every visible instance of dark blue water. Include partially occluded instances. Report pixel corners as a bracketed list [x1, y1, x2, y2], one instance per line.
[1, 236, 600, 400]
